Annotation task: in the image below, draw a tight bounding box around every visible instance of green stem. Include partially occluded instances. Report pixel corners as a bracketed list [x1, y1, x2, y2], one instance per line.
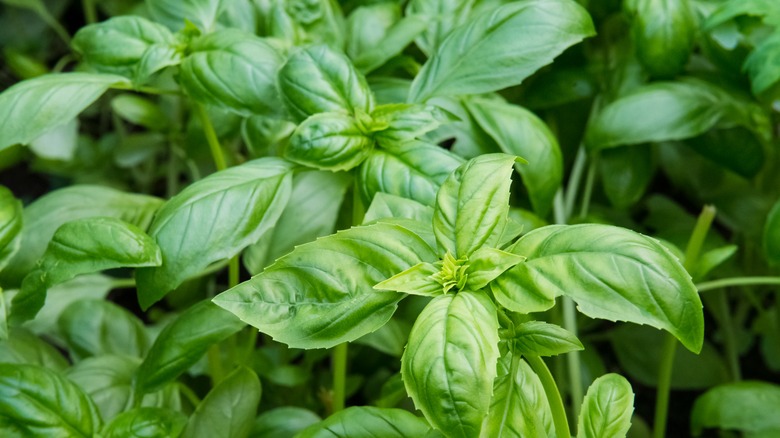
[715, 290, 741, 381]
[35, 7, 71, 45]
[562, 298, 583, 421]
[683, 205, 717, 275]
[526, 355, 571, 438]
[206, 343, 225, 386]
[81, 0, 97, 24]
[178, 382, 202, 408]
[228, 255, 240, 288]
[564, 147, 587, 220]
[553, 190, 566, 226]
[195, 103, 227, 171]
[111, 83, 181, 95]
[578, 155, 598, 219]
[331, 342, 348, 414]
[653, 334, 677, 438]
[697, 276, 780, 292]
[109, 278, 136, 289]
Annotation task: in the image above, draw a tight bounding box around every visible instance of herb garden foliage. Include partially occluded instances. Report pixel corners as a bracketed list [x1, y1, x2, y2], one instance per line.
[1, 0, 780, 437]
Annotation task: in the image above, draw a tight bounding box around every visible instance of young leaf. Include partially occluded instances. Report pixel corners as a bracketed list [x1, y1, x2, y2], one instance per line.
[577, 374, 634, 438]
[0, 73, 129, 150]
[136, 158, 294, 310]
[691, 381, 780, 436]
[493, 224, 704, 353]
[599, 145, 654, 209]
[182, 366, 261, 438]
[513, 321, 584, 357]
[102, 407, 187, 438]
[408, 0, 595, 102]
[466, 99, 562, 217]
[180, 30, 284, 116]
[278, 44, 374, 122]
[463, 246, 525, 291]
[346, 3, 398, 60]
[405, 0, 475, 56]
[59, 299, 150, 360]
[111, 94, 170, 131]
[433, 153, 517, 258]
[373, 262, 442, 297]
[285, 112, 374, 171]
[0, 363, 102, 437]
[353, 14, 428, 74]
[0, 186, 22, 271]
[363, 192, 434, 224]
[402, 291, 499, 438]
[297, 406, 435, 438]
[765, 198, 780, 265]
[628, 0, 696, 78]
[252, 407, 320, 438]
[134, 43, 183, 85]
[213, 221, 437, 349]
[134, 301, 245, 394]
[371, 104, 445, 146]
[147, 0, 226, 31]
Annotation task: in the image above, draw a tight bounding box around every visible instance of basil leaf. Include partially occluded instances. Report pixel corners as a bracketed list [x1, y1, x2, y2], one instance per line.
[136, 158, 294, 309]
[72, 16, 174, 77]
[466, 99, 563, 217]
[252, 407, 320, 438]
[599, 145, 654, 209]
[297, 406, 436, 438]
[764, 198, 780, 265]
[0, 185, 162, 287]
[402, 291, 499, 438]
[371, 104, 445, 146]
[405, 0, 475, 56]
[684, 127, 765, 179]
[628, 0, 696, 78]
[0, 363, 101, 437]
[135, 43, 183, 85]
[494, 224, 704, 353]
[180, 30, 284, 116]
[513, 321, 583, 357]
[704, 0, 780, 29]
[285, 112, 374, 171]
[0, 186, 22, 271]
[353, 14, 429, 74]
[135, 301, 245, 394]
[373, 262, 442, 297]
[278, 45, 374, 122]
[358, 141, 463, 206]
[354, 317, 411, 357]
[363, 192, 434, 224]
[744, 33, 780, 95]
[408, 0, 595, 102]
[346, 3, 398, 60]
[111, 94, 170, 131]
[59, 300, 150, 360]
[102, 407, 187, 438]
[11, 217, 161, 324]
[691, 381, 780, 436]
[433, 153, 517, 258]
[0, 327, 69, 371]
[182, 366, 261, 438]
[147, 0, 226, 31]
[0, 73, 129, 150]
[577, 374, 634, 438]
[213, 221, 437, 349]
[463, 247, 525, 291]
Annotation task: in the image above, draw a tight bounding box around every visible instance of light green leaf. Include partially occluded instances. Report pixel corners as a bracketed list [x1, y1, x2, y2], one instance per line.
[745, 34, 780, 96]
[11, 217, 161, 324]
[0, 186, 22, 271]
[278, 44, 374, 122]
[363, 192, 434, 224]
[111, 94, 169, 131]
[147, 0, 226, 31]
[402, 291, 499, 438]
[405, 0, 475, 56]
[0, 185, 162, 287]
[252, 407, 320, 438]
[0, 363, 101, 437]
[180, 30, 284, 116]
[136, 158, 294, 310]
[691, 381, 780, 436]
[182, 366, 261, 438]
[464, 247, 525, 291]
[102, 407, 187, 438]
[358, 141, 463, 205]
[408, 0, 595, 102]
[513, 321, 583, 357]
[764, 198, 780, 265]
[0, 73, 129, 150]
[135, 301, 245, 394]
[353, 14, 429, 74]
[0, 290, 6, 341]
[59, 300, 150, 360]
[692, 245, 737, 281]
[28, 117, 79, 162]
[346, 3, 399, 60]
[466, 98, 562, 217]
[599, 145, 654, 209]
[433, 153, 517, 258]
[354, 317, 411, 357]
[297, 406, 435, 438]
[0, 327, 69, 371]
[577, 374, 634, 438]
[72, 16, 175, 77]
[704, 0, 780, 28]
[285, 112, 374, 171]
[214, 221, 437, 349]
[494, 224, 704, 353]
[134, 43, 183, 85]
[371, 104, 445, 146]
[374, 262, 442, 296]
[629, 0, 696, 78]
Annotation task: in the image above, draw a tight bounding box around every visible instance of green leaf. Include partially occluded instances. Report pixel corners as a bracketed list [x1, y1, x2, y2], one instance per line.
[354, 317, 411, 357]
[363, 192, 434, 224]
[102, 407, 187, 438]
[745, 33, 780, 96]
[358, 141, 463, 205]
[59, 300, 150, 360]
[764, 198, 780, 265]
[585, 79, 770, 150]
[136, 158, 294, 310]
[72, 16, 175, 77]
[111, 94, 169, 131]
[252, 407, 320, 438]
[297, 406, 435, 438]
[180, 30, 284, 116]
[373, 262, 442, 297]
[433, 153, 517, 258]
[684, 127, 765, 179]
[0, 186, 22, 271]
[466, 99, 562, 217]
[704, 0, 780, 28]
[371, 104, 445, 146]
[0, 73, 129, 150]
[408, 0, 595, 102]
[0, 363, 101, 437]
[494, 224, 704, 353]
[11, 217, 161, 324]
[691, 245, 737, 281]
[135, 301, 245, 394]
[353, 14, 429, 74]
[577, 374, 634, 438]
[513, 321, 583, 357]
[599, 145, 654, 209]
[147, 0, 226, 31]
[463, 247, 525, 291]
[135, 43, 183, 85]
[278, 44, 374, 122]
[0, 185, 163, 287]
[691, 381, 780, 436]
[28, 117, 78, 161]
[0, 327, 69, 371]
[405, 0, 475, 56]
[182, 366, 261, 438]
[285, 112, 374, 171]
[213, 221, 437, 349]
[402, 291, 499, 438]
[629, 0, 696, 78]
[346, 3, 399, 60]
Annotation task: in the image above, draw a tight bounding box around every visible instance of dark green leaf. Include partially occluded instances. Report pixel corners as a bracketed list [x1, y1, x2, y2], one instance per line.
[0, 186, 22, 271]
[629, 0, 696, 77]
[363, 192, 434, 224]
[513, 321, 583, 357]
[136, 158, 294, 309]
[59, 299, 150, 360]
[691, 381, 780, 436]
[0, 363, 101, 437]
[252, 407, 320, 438]
[402, 291, 499, 438]
[297, 406, 435, 438]
[135, 301, 245, 394]
[577, 374, 634, 438]
[285, 112, 374, 171]
[0, 327, 68, 371]
[684, 127, 765, 179]
[147, 0, 226, 31]
[408, 0, 595, 102]
[744, 33, 780, 95]
[213, 221, 437, 349]
[599, 145, 654, 209]
[102, 407, 187, 438]
[182, 366, 261, 438]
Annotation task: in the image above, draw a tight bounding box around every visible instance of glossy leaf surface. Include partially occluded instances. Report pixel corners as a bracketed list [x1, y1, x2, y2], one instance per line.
[0, 186, 22, 271]
[629, 0, 696, 78]
[147, 0, 226, 31]
[513, 321, 583, 357]
[577, 374, 634, 438]
[59, 299, 150, 360]
[102, 407, 187, 438]
[297, 406, 435, 437]
[285, 112, 374, 171]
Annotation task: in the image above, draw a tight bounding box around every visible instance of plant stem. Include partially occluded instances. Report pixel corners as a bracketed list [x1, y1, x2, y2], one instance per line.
[109, 278, 136, 289]
[194, 103, 227, 172]
[81, 0, 97, 24]
[526, 355, 571, 438]
[35, 6, 71, 45]
[683, 205, 717, 275]
[206, 343, 225, 386]
[578, 155, 598, 219]
[228, 255, 240, 288]
[564, 147, 587, 220]
[715, 290, 741, 381]
[178, 382, 202, 408]
[562, 298, 583, 421]
[111, 83, 182, 95]
[331, 342, 348, 414]
[697, 276, 780, 292]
